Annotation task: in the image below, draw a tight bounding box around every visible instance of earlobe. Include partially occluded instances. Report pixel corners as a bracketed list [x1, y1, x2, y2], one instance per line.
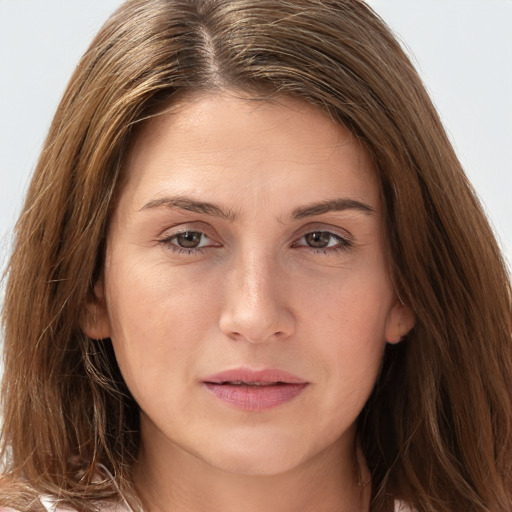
[81, 279, 112, 340]
[385, 300, 415, 344]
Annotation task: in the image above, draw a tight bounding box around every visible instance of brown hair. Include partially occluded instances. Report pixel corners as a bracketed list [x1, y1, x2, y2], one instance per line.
[1, 1, 511, 511]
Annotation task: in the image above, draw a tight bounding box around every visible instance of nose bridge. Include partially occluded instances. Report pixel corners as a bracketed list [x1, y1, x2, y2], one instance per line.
[240, 251, 273, 306]
[219, 247, 294, 343]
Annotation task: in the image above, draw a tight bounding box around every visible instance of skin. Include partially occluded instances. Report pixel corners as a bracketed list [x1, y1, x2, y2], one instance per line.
[84, 90, 414, 512]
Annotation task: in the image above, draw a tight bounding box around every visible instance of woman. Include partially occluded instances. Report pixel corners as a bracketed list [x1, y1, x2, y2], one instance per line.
[1, 1, 511, 511]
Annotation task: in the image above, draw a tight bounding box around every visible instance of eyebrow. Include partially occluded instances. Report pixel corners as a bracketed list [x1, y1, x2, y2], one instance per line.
[140, 195, 374, 221]
[292, 198, 375, 219]
[140, 196, 237, 221]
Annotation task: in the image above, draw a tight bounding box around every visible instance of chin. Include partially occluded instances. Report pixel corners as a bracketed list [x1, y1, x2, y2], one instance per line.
[197, 431, 316, 476]
[209, 452, 305, 477]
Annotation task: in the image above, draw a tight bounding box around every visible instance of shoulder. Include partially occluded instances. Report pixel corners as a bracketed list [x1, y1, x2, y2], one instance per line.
[0, 499, 131, 512]
[41, 492, 134, 511]
[395, 500, 416, 512]
[3, 499, 410, 512]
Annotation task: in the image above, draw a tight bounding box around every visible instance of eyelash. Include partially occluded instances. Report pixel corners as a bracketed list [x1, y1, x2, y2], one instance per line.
[293, 231, 353, 254]
[159, 229, 353, 255]
[159, 231, 216, 255]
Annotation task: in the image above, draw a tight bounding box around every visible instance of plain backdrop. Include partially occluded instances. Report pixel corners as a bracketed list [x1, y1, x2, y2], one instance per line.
[1, 0, 511, 278]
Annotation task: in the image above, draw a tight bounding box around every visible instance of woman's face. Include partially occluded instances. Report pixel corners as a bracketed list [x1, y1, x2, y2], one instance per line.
[85, 91, 413, 476]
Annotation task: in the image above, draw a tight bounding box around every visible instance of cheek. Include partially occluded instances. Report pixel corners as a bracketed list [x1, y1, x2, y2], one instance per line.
[103, 255, 221, 401]
[313, 296, 388, 392]
[307, 294, 389, 432]
[297, 259, 393, 388]
[106, 248, 220, 332]
[299, 256, 393, 343]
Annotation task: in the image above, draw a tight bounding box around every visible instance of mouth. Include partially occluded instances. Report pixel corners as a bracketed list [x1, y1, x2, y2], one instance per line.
[204, 367, 307, 385]
[203, 367, 309, 411]
[213, 381, 289, 386]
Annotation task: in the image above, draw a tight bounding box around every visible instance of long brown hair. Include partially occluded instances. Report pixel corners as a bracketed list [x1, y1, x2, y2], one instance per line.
[1, 1, 511, 511]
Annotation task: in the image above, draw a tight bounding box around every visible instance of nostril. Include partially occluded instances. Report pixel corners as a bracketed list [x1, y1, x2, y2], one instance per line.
[228, 330, 287, 343]
[218, 292, 295, 343]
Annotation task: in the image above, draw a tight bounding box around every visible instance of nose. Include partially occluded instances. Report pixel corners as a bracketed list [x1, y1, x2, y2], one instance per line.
[218, 252, 295, 344]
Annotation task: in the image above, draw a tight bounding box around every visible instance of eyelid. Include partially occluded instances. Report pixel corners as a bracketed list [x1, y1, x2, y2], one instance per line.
[156, 221, 354, 255]
[156, 222, 223, 256]
[293, 232, 352, 249]
[292, 222, 353, 241]
[290, 223, 355, 254]
[158, 221, 218, 241]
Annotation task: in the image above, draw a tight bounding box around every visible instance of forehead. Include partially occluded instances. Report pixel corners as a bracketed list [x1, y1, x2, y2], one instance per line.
[119, 90, 380, 213]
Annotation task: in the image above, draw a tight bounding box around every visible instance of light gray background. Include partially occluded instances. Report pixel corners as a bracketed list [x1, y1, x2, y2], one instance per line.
[1, 0, 511, 277]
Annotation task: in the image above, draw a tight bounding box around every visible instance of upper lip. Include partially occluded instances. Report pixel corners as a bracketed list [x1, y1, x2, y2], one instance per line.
[204, 367, 308, 385]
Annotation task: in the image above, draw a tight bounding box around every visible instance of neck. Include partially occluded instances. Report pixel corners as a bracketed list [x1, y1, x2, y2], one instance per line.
[132, 424, 371, 512]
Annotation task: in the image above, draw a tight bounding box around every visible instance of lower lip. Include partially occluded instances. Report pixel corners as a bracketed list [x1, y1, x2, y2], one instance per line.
[204, 382, 308, 411]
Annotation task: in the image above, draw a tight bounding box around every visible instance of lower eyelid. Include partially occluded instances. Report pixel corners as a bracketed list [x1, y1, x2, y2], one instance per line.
[158, 229, 222, 253]
[158, 228, 352, 253]
[295, 231, 352, 247]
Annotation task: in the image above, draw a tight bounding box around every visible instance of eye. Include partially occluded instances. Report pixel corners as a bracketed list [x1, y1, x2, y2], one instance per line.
[160, 229, 220, 253]
[172, 231, 210, 249]
[293, 230, 352, 252]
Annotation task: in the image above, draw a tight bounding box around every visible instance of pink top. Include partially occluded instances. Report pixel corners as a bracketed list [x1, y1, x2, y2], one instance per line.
[1, 500, 413, 511]
[0, 498, 127, 512]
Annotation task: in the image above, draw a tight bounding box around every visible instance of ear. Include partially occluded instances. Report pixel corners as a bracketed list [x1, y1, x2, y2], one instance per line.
[385, 299, 415, 344]
[81, 278, 112, 340]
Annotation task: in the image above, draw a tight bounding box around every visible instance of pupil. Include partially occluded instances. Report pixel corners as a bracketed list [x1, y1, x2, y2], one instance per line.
[306, 232, 330, 248]
[177, 232, 201, 248]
